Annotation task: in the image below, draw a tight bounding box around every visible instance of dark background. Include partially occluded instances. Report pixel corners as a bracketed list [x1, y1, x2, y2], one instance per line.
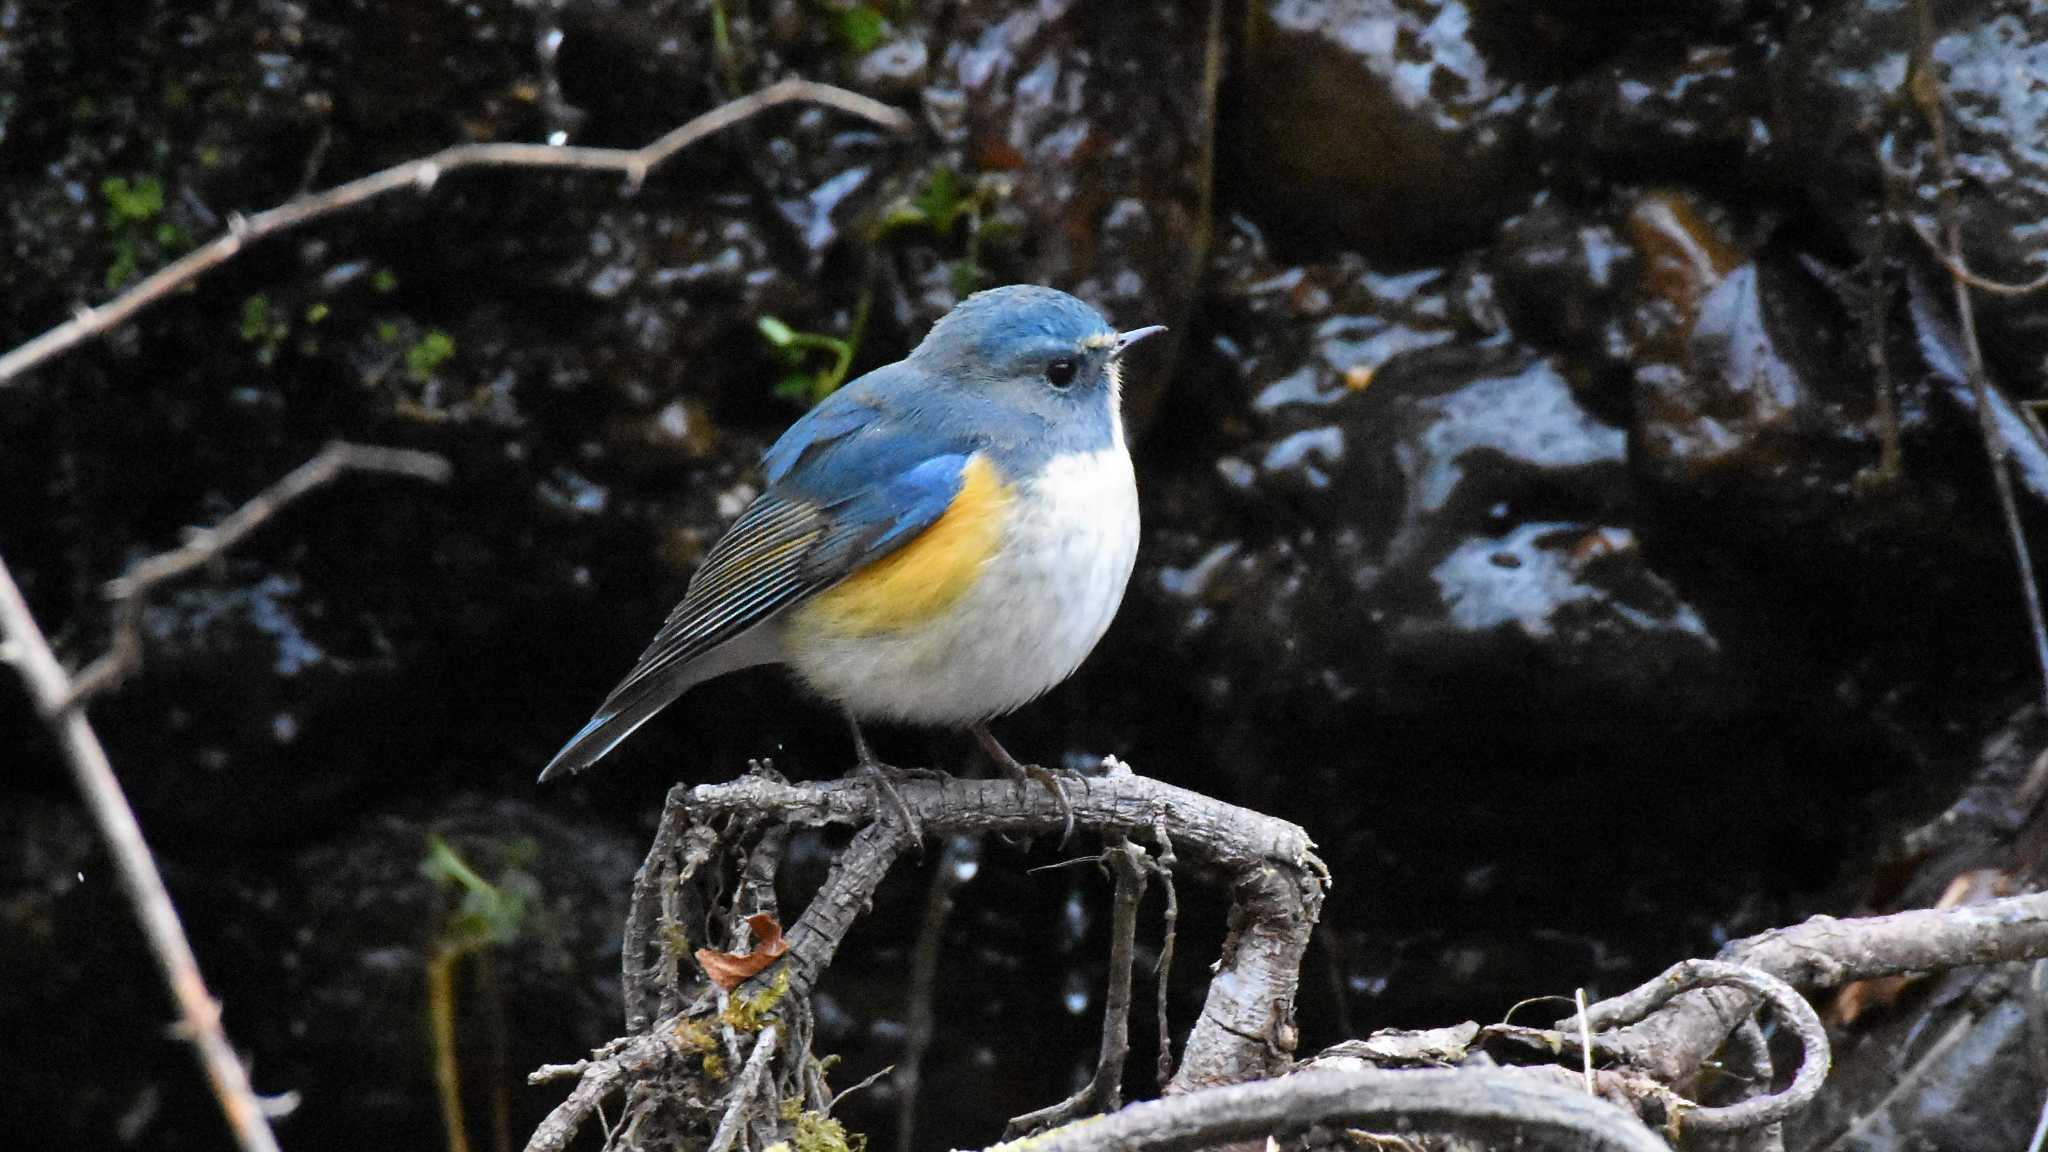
[5, 0, 2048, 1148]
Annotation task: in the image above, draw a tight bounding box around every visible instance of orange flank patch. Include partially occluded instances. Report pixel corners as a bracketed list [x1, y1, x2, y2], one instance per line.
[798, 456, 1012, 636]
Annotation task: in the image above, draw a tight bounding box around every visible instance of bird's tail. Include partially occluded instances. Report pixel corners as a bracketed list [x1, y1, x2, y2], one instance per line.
[536, 624, 783, 782]
[537, 678, 692, 782]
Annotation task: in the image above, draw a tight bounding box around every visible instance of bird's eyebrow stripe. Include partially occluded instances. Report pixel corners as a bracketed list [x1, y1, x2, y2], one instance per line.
[1080, 332, 1116, 350]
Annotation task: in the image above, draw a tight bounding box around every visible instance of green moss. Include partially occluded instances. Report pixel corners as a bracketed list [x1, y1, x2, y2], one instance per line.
[791, 1110, 866, 1152]
[239, 294, 289, 365]
[405, 329, 456, 383]
[721, 968, 791, 1033]
[101, 176, 164, 223]
[831, 5, 886, 54]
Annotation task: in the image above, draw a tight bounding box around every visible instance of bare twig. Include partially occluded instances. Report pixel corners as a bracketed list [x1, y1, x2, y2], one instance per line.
[0, 553, 282, 1152]
[532, 767, 1325, 1152]
[1906, 0, 2048, 714]
[64, 440, 450, 706]
[525, 1034, 674, 1152]
[1903, 214, 2048, 297]
[1151, 820, 1180, 1090]
[0, 77, 915, 388]
[1722, 1021, 1787, 1152]
[1006, 837, 1151, 1137]
[708, 1025, 778, 1152]
[981, 1065, 1669, 1152]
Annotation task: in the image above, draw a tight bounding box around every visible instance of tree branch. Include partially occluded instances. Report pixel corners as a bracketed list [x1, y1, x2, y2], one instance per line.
[0, 77, 915, 388]
[0, 552, 282, 1152]
[64, 440, 450, 707]
[1589, 892, 2048, 1084]
[980, 1065, 1670, 1152]
[1005, 837, 1150, 1137]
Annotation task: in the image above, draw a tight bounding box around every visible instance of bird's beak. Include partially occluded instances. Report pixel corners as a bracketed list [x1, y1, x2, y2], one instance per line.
[1112, 325, 1168, 358]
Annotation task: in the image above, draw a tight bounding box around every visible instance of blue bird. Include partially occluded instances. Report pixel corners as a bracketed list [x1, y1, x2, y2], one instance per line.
[540, 285, 1163, 822]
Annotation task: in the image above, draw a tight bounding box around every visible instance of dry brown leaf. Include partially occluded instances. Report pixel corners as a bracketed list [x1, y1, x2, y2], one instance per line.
[694, 913, 790, 992]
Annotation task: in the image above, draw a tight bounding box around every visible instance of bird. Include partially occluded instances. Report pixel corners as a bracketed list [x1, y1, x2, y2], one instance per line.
[539, 284, 1163, 830]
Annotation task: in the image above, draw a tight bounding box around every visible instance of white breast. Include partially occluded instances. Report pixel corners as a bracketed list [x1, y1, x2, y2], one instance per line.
[784, 440, 1140, 726]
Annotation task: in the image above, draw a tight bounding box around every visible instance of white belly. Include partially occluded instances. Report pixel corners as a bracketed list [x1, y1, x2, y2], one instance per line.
[784, 446, 1140, 725]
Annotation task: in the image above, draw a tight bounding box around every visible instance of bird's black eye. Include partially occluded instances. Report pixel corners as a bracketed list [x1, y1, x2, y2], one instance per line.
[1046, 357, 1079, 390]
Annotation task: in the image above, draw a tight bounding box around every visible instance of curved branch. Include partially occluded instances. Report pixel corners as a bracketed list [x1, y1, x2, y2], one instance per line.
[0, 77, 915, 388]
[688, 769, 1327, 1085]
[1569, 960, 1828, 1133]
[1603, 892, 2048, 1083]
[984, 1065, 1669, 1152]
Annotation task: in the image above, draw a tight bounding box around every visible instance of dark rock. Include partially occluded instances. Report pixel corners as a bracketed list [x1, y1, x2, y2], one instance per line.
[918, 0, 1217, 427]
[1550, 34, 1775, 183]
[1141, 218, 1734, 737]
[1230, 0, 1547, 260]
[1787, 706, 2048, 1152]
[1771, 0, 2048, 373]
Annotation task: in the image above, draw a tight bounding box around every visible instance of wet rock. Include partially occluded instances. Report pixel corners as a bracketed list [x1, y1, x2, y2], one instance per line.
[1139, 220, 1733, 739]
[1230, 0, 1546, 260]
[1550, 35, 1775, 182]
[1621, 191, 1876, 522]
[1787, 706, 2048, 1152]
[916, 0, 1217, 426]
[1488, 195, 1638, 416]
[1772, 0, 2048, 373]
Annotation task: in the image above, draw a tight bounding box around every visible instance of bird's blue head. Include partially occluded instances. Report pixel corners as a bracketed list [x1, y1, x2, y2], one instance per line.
[907, 286, 1164, 441]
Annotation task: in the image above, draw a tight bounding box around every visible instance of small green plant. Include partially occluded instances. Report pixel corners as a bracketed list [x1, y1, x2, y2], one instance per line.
[405, 329, 457, 384]
[874, 165, 1006, 296]
[100, 175, 187, 289]
[830, 3, 887, 54]
[759, 315, 856, 406]
[102, 175, 164, 223]
[239, 294, 289, 365]
[421, 835, 542, 1152]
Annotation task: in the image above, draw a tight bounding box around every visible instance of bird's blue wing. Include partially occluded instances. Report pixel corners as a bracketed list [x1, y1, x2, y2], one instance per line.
[539, 379, 976, 779]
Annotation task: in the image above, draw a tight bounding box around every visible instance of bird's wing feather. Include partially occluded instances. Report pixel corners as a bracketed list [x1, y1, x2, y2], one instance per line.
[538, 391, 977, 780]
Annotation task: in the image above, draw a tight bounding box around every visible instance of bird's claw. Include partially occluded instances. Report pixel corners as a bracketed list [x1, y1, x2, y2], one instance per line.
[856, 761, 927, 852]
[1001, 761, 1076, 847]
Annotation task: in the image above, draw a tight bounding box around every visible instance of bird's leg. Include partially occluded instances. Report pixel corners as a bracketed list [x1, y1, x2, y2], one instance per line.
[845, 713, 925, 849]
[972, 722, 1074, 846]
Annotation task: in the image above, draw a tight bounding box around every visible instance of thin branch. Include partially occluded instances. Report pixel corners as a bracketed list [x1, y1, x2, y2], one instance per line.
[708, 1025, 779, 1152]
[1006, 838, 1150, 1137]
[1907, 0, 2048, 714]
[524, 1034, 674, 1152]
[980, 1065, 1669, 1152]
[1903, 213, 2048, 297]
[0, 77, 914, 388]
[0, 552, 282, 1152]
[1151, 821, 1180, 1090]
[64, 440, 450, 706]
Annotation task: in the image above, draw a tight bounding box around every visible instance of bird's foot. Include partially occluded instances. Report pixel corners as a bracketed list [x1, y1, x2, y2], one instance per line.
[972, 724, 1076, 846]
[850, 758, 929, 850]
